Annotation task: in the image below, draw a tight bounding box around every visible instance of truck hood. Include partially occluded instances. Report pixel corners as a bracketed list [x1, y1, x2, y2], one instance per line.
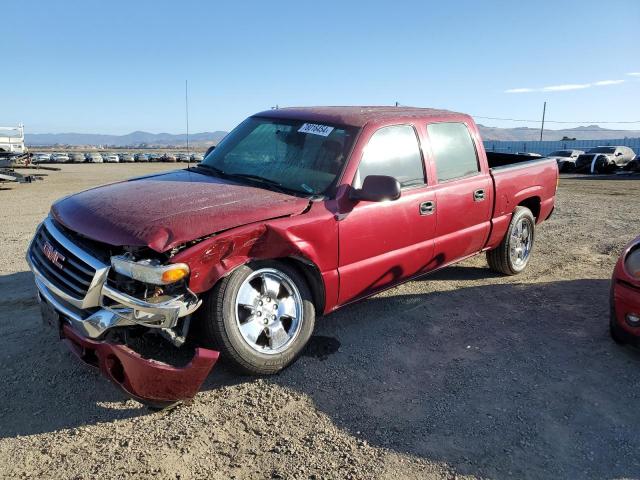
[50, 169, 311, 252]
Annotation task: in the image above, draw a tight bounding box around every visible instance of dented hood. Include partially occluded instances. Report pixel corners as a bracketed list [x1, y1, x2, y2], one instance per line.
[50, 169, 310, 252]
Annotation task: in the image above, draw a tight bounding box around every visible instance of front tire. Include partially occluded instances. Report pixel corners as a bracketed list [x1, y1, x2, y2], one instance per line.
[197, 260, 315, 375]
[610, 297, 627, 345]
[487, 206, 536, 275]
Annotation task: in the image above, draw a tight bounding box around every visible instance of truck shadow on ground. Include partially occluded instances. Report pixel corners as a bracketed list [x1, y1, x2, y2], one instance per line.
[209, 275, 640, 479]
[2, 269, 640, 478]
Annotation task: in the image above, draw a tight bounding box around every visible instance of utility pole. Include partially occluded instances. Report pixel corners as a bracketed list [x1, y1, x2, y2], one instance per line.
[540, 101, 546, 141]
[185, 80, 189, 155]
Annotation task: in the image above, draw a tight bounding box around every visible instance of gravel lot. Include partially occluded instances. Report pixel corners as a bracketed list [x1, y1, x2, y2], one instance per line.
[1, 164, 639, 479]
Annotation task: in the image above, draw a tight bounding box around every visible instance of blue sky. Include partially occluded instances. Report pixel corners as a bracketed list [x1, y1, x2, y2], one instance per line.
[3, 0, 639, 134]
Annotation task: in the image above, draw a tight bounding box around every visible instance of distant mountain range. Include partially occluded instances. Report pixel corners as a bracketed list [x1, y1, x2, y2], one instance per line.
[477, 124, 640, 142]
[24, 125, 640, 146]
[25, 130, 228, 147]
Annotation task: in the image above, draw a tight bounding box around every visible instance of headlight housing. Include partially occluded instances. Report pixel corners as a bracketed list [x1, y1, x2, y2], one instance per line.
[624, 247, 640, 280]
[111, 255, 190, 285]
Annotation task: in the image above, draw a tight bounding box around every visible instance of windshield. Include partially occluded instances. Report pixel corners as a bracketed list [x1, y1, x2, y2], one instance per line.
[202, 116, 358, 195]
[588, 147, 616, 153]
[549, 150, 572, 157]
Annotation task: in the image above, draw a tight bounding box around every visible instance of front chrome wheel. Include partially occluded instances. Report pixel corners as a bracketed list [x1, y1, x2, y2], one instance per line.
[235, 268, 303, 355]
[509, 217, 533, 268]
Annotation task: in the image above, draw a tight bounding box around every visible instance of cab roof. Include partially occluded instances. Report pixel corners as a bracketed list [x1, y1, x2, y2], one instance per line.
[254, 106, 469, 128]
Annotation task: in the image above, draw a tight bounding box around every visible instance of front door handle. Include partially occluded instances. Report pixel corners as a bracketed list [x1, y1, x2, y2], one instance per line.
[419, 201, 435, 215]
[473, 189, 486, 202]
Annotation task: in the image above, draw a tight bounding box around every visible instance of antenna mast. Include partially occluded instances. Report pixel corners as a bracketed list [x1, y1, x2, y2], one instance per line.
[540, 101, 546, 141]
[185, 80, 190, 167]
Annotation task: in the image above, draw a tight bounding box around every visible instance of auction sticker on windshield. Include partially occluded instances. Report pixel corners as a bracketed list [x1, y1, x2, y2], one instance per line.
[298, 123, 334, 136]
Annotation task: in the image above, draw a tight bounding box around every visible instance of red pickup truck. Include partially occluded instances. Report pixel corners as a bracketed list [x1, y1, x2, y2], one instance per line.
[27, 106, 558, 406]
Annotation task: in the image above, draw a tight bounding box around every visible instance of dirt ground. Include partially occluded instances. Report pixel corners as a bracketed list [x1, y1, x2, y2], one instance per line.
[1, 164, 639, 479]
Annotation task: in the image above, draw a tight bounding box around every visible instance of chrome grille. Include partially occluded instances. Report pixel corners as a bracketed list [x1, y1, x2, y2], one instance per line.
[29, 223, 97, 300]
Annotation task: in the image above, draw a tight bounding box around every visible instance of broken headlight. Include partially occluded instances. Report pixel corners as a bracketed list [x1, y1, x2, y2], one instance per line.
[111, 255, 190, 285]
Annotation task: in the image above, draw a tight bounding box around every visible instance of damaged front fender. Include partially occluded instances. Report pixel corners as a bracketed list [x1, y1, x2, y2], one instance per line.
[171, 202, 341, 313]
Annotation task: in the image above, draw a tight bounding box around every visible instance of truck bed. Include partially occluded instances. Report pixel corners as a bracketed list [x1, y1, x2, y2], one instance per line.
[487, 152, 548, 170]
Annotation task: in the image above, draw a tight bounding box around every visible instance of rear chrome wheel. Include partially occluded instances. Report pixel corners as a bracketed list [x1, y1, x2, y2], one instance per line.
[509, 217, 533, 269]
[235, 268, 304, 355]
[487, 206, 536, 275]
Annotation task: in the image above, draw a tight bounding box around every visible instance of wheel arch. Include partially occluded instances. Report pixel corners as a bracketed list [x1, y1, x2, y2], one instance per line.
[205, 255, 326, 316]
[276, 256, 326, 316]
[517, 196, 541, 221]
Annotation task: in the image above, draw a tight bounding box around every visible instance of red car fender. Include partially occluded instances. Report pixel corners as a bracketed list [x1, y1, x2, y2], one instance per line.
[171, 202, 341, 314]
[611, 236, 640, 337]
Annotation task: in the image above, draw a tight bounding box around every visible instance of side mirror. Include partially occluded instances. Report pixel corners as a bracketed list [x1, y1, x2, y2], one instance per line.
[205, 145, 216, 157]
[350, 175, 401, 202]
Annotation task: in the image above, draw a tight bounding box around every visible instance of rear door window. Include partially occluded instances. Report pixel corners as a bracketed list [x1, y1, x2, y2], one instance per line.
[427, 122, 480, 182]
[354, 125, 424, 188]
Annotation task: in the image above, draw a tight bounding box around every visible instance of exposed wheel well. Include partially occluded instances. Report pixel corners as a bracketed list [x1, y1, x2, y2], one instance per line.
[217, 257, 326, 316]
[278, 257, 326, 316]
[518, 197, 541, 220]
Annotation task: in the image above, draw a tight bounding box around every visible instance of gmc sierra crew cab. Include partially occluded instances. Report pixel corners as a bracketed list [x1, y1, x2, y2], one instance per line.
[27, 106, 558, 406]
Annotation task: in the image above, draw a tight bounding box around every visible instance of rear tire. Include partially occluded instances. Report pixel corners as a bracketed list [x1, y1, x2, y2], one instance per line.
[610, 320, 627, 345]
[196, 260, 315, 375]
[560, 161, 575, 173]
[487, 206, 536, 275]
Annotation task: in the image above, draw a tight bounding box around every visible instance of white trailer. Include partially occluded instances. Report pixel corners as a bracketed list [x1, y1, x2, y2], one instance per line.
[0, 124, 26, 154]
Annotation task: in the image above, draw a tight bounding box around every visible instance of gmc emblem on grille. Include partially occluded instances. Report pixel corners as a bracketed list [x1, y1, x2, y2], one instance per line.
[42, 241, 65, 269]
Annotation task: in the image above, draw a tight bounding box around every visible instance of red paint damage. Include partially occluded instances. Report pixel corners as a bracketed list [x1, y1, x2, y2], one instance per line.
[50, 169, 310, 252]
[611, 235, 640, 341]
[62, 324, 219, 405]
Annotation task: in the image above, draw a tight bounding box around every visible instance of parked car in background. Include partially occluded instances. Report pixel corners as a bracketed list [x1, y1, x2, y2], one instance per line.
[33, 153, 51, 163]
[575, 146, 636, 174]
[162, 153, 177, 162]
[119, 152, 135, 163]
[103, 153, 120, 163]
[135, 153, 149, 162]
[546, 149, 584, 172]
[624, 154, 640, 173]
[148, 153, 162, 162]
[85, 153, 104, 163]
[176, 153, 191, 162]
[27, 106, 558, 405]
[51, 153, 70, 163]
[68, 152, 86, 163]
[610, 235, 640, 346]
[190, 152, 204, 162]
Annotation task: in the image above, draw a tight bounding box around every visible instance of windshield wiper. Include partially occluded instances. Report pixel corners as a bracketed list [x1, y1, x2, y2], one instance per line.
[192, 167, 308, 196]
[225, 172, 294, 194]
[190, 164, 227, 177]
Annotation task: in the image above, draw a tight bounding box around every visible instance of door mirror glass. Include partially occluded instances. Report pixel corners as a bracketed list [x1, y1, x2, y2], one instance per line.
[351, 175, 401, 202]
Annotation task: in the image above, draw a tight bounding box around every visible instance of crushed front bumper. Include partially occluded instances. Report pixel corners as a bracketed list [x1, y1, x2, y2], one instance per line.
[61, 323, 218, 407]
[27, 217, 220, 405]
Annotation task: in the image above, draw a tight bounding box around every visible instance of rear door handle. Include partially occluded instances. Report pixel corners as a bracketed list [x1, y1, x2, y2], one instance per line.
[419, 201, 435, 215]
[473, 189, 486, 202]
